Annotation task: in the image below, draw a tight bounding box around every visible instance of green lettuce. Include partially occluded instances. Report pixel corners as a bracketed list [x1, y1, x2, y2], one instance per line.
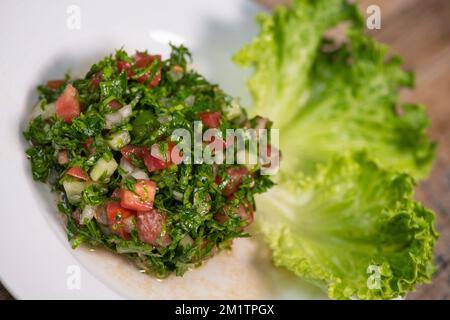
[234, 0, 438, 299]
[256, 153, 438, 299]
[234, 0, 434, 179]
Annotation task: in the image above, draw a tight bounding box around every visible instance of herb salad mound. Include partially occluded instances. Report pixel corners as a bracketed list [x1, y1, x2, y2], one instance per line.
[23, 45, 274, 277]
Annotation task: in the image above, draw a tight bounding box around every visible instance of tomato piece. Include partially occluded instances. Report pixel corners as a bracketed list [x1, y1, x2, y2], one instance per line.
[136, 209, 171, 246]
[134, 52, 162, 88]
[214, 201, 254, 228]
[83, 137, 96, 155]
[144, 154, 166, 172]
[144, 142, 182, 172]
[199, 111, 221, 128]
[106, 201, 135, 239]
[66, 166, 89, 181]
[120, 145, 149, 162]
[216, 166, 249, 196]
[47, 80, 64, 90]
[117, 60, 132, 78]
[90, 72, 102, 88]
[120, 179, 156, 211]
[108, 99, 122, 110]
[55, 84, 80, 123]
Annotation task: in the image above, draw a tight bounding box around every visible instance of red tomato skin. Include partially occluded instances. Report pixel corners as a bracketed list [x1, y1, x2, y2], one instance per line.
[66, 166, 89, 181]
[199, 111, 221, 128]
[55, 84, 80, 123]
[90, 72, 102, 88]
[144, 154, 166, 172]
[144, 141, 181, 172]
[117, 60, 132, 78]
[120, 145, 149, 162]
[134, 53, 162, 88]
[83, 137, 96, 155]
[106, 201, 135, 239]
[214, 201, 254, 228]
[216, 167, 249, 196]
[136, 209, 171, 247]
[120, 179, 156, 211]
[108, 99, 123, 110]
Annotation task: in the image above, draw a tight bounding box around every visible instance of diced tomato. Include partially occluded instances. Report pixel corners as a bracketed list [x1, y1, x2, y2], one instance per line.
[214, 201, 254, 228]
[144, 141, 181, 172]
[134, 52, 162, 88]
[47, 80, 64, 90]
[120, 179, 156, 211]
[66, 166, 89, 181]
[144, 153, 166, 172]
[236, 202, 254, 227]
[216, 166, 249, 196]
[136, 209, 171, 246]
[57, 150, 69, 165]
[108, 99, 123, 110]
[55, 84, 80, 123]
[90, 72, 102, 88]
[106, 201, 135, 239]
[120, 145, 149, 162]
[118, 53, 162, 88]
[117, 60, 132, 77]
[83, 137, 96, 155]
[199, 111, 221, 128]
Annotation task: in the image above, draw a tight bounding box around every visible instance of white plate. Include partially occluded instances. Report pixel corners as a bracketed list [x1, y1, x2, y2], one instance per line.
[0, 0, 326, 299]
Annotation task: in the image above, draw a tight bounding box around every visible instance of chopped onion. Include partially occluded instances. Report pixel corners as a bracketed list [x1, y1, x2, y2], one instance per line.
[151, 143, 166, 161]
[184, 95, 195, 107]
[105, 104, 132, 129]
[131, 169, 149, 180]
[57, 150, 69, 165]
[157, 115, 172, 123]
[94, 205, 108, 225]
[80, 205, 96, 225]
[118, 104, 132, 118]
[120, 157, 135, 174]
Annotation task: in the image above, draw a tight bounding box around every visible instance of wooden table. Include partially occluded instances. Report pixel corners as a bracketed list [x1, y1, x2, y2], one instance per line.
[1, 0, 448, 300]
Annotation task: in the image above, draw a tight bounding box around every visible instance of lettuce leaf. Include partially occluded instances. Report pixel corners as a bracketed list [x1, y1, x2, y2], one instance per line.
[256, 153, 438, 299]
[235, 0, 438, 299]
[234, 0, 435, 179]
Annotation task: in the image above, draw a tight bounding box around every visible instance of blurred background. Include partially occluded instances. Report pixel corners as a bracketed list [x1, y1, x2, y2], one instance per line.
[1, 0, 449, 300]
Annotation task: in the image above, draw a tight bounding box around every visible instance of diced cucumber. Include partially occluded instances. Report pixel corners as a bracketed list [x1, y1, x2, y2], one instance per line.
[63, 179, 88, 204]
[107, 131, 131, 151]
[90, 157, 118, 182]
